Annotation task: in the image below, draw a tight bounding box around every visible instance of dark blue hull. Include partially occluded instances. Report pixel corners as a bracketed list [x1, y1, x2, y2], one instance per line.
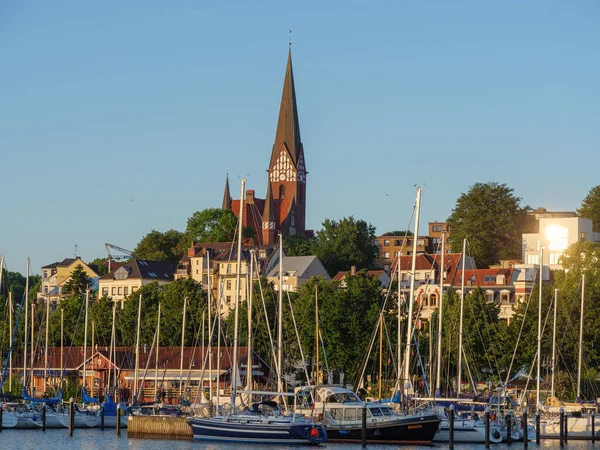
[189, 416, 327, 445]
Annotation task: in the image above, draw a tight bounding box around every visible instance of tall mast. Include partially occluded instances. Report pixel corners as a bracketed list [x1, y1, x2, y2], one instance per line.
[24, 257, 29, 387]
[536, 247, 543, 407]
[30, 303, 34, 389]
[230, 178, 246, 407]
[550, 288, 558, 399]
[207, 251, 213, 402]
[378, 312, 384, 399]
[60, 308, 64, 386]
[44, 291, 50, 394]
[277, 234, 284, 395]
[396, 255, 402, 397]
[154, 301, 161, 400]
[108, 301, 116, 396]
[9, 291, 13, 390]
[179, 296, 188, 400]
[315, 284, 319, 385]
[246, 250, 254, 403]
[134, 292, 142, 401]
[457, 238, 466, 396]
[577, 273, 585, 400]
[403, 187, 422, 406]
[435, 233, 446, 397]
[83, 289, 89, 395]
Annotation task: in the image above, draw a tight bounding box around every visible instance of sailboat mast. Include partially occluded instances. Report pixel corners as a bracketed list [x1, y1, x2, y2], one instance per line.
[536, 247, 543, 407]
[207, 251, 213, 402]
[434, 233, 445, 397]
[379, 312, 383, 399]
[60, 308, 64, 385]
[230, 178, 245, 407]
[108, 301, 116, 396]
[83, 289, 89, 394]
[246, 250, 254, 402]
[30, 303, 34, 388]
[551, 288, 558, 399]
[396, 257, 402, 396]
[315, 284, 319, 385]
[577, 273, 585, 400]
[155, 301, 161, 401]
[9, 291, 13, 390]
[179, 296, 188, 399]
[277, 234, 284, 395]
[24, 257, 29, 387]
[457, 238, 466, 396]
[134, 292, 142, 400]
[403, 187, 422, 405]
[44, 291, 50, 394]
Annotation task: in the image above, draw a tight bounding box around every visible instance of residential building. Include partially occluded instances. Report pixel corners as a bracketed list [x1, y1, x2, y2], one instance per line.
[373, 235, 433, 272]
[38, 257, 99, 305]
[267, 255, 330, 292]
[222, 49, 309, 246]
[333, 266, 391, 289]
[522, 215, 600, 269]
[99, 259, 176, 304]
[428, 221, 451, 254]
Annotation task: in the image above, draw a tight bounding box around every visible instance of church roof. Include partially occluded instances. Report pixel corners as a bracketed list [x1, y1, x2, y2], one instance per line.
[270, 49, 303, 168]
[222, 174, 232, 210]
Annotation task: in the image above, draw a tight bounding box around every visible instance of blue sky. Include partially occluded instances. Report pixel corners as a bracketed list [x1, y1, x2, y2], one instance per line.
[1, 1, 598, 275]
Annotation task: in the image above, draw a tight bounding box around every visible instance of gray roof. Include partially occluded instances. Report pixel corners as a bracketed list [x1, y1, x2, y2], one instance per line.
[267, 255, 330, 280]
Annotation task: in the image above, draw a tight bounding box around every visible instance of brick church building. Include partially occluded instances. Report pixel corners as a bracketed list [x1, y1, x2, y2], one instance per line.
[222, 49, 308, 246]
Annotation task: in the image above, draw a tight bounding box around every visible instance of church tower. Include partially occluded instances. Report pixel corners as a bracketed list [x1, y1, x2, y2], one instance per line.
[264, 49, 307, 244]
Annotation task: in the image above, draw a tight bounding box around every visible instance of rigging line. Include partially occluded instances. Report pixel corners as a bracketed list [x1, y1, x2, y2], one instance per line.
[285, 289, 311, 385]
[503, 263, 539, 387]
[253, 261, 278, 381]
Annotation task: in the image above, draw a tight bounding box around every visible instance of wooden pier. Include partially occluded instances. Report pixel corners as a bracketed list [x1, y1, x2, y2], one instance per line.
[127, 416, 193, 440]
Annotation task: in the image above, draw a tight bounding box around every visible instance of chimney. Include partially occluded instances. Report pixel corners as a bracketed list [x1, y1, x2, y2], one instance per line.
[350, 266, 356, 276]
[246, 190, 255, 204]
[188, 244, 196, 257]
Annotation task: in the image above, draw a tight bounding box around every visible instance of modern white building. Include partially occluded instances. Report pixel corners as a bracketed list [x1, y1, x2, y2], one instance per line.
[522, 216, 600, 269]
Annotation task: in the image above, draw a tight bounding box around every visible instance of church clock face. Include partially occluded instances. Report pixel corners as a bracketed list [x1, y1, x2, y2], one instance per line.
[270, 149, 297, 182]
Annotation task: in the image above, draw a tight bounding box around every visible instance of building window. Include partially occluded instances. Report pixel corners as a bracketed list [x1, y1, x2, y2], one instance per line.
[580, 231, 587, 242]
[383, 252, 390, 258]
[394, 240, 402, 246]
[429, 294, 437, 307]
[425, 272, 431, 280]
[527, 254, 540, 265]
[546, 225, 568, 251]
[112, 287, 116, 295]
[433, 225, 443, 232]
[118, 287, 122, 295]
[374, 240, 379, 246]
[227, 280, 232, 290]
[196, 269, 198, 274]
[226, 295, 232, 304]
[383, 240, 390, 246]
[227, 264, 232, 274]
[102, 287, 108, 296]
[549, 253, 562, 265]
[279, 185, 286, 199]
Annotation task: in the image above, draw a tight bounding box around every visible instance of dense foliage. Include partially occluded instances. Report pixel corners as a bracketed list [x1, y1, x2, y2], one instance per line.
[578, 185, 600, 232]
[447, 182, 529, 267]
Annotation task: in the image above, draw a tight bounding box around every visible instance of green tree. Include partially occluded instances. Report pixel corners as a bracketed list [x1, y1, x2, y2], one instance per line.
[312, 217, 377, 276]
[133, 229, 187, 264]
[62, 265, 91, 295]
[186, 208, 238, 243]
[88, 258, 109, 276]
[577, 185, 600, 232]
[283, 234, 315, 256]
[447, 182, 529, 267]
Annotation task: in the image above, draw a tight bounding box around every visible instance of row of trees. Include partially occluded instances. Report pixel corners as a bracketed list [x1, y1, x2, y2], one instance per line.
[2, 239, 599, 399]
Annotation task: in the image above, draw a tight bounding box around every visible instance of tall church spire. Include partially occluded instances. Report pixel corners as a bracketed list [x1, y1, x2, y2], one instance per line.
[222, 174, 232, 210]
[269, 49, 303, 168]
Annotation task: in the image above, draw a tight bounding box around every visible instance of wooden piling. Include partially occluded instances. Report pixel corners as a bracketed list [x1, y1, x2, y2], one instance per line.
[484, 407, 490, 449]
[592, 413, 595, 444]
[535, 411, 540, 445]
[68, 398, 74, 437]
[127, 416, 193, 440]
[559, 407, 564, 446]
[522, 406, 528, 449]
[100, 406, 104, 431]
[42, 404, 46, 432]
[449, 404, 455, 449]
[0, 403, 3, 432]
[564, 412, 568, 443]
[507, 415, 512, 446]
[361, 406, 367, 448]
[116, 404, 121, 437]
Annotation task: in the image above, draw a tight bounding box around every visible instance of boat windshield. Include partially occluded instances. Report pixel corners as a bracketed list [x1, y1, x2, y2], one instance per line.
[324, 392, 360, 403]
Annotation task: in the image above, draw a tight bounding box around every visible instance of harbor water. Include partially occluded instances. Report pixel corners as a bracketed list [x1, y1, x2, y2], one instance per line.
[1, 429, 598, 450]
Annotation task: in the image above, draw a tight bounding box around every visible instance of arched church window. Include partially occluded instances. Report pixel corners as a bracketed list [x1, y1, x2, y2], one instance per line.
[279, 185, 286, 199]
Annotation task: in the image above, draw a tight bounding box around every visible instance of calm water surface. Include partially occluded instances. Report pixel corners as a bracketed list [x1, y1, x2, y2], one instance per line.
[2, 429, 597, 450]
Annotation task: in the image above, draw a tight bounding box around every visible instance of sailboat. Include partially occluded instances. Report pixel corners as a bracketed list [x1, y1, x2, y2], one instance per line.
[188, 178, 327, 445]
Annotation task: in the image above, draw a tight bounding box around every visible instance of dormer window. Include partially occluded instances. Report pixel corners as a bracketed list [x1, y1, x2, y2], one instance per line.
[279, 185, 286, 199]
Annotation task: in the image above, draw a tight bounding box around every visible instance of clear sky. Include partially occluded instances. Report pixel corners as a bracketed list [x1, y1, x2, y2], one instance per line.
[1, 1, 598, 275]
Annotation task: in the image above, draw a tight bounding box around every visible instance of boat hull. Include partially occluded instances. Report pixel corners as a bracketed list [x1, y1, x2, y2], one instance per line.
[56, 411, 100, 428]
[434, 419, 503, 443]
[30, 412, 67, 428]
[1, 412, 18, 428]
[189, 416, 327, 444]
[324, 413, 440, 445]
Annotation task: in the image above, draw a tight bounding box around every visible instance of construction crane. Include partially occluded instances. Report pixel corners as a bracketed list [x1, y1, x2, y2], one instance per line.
[104, 243, 133, 273]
